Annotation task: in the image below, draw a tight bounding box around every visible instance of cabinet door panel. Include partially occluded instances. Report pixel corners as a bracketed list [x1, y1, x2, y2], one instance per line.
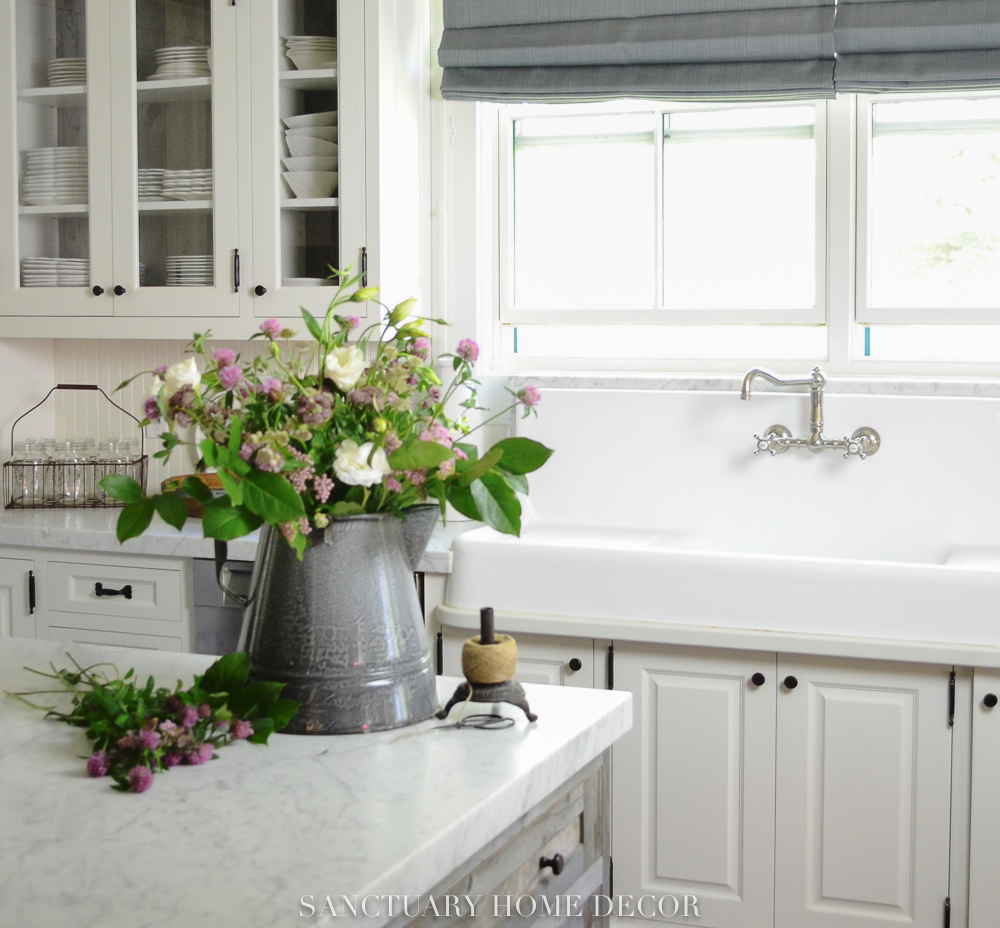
[774, 657, 953, 928]
[612, 645, 776, 928]
[0, 558, 35, 639]
[969, 668, 1000, 928]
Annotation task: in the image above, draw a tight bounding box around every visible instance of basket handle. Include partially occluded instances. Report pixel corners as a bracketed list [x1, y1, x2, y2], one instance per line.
[10, 384, 146, 459]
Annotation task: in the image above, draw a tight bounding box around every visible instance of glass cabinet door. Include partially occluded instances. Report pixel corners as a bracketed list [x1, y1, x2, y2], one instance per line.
[0, 0, 114, 315]
[107, 0, 240, 316]
[246, 0, 367, 318]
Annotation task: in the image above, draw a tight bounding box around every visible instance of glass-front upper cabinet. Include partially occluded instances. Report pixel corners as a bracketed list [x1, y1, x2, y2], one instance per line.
[246, 0, 367, 318]
[0, 0, 114, 314]
[107, 0, 240, 316]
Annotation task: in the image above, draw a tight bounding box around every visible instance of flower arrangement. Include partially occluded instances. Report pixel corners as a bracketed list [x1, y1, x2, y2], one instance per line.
[103, 266, 551, 555]
[6, 652, 297, 792]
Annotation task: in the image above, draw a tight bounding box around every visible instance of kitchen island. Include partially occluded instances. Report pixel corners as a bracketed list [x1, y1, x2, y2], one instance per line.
[0, 638, 631, 928]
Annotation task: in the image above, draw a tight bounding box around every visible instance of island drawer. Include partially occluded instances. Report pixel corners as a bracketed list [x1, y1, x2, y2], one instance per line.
[41, 625, 185, 651]
[45, 560, 183, 623]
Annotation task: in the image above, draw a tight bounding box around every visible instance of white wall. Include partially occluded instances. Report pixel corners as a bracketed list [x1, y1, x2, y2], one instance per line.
[0, 339, 55, 464]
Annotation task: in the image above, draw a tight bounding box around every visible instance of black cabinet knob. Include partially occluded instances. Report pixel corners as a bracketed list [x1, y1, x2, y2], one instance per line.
[783, 675, 799, 690]
[92, 285, 105, 296]
[539, 853, 564, 876]
[254, 285, 267, 296]
[984, 693, 998, 708]
[751, 672, 766, 687]
[113, 285, 126, 296]
[568, 658, 583, 672]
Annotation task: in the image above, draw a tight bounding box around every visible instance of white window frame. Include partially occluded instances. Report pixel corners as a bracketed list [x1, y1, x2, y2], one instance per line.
[497, 98, 829, 326]
[855, 89, 1000, 325]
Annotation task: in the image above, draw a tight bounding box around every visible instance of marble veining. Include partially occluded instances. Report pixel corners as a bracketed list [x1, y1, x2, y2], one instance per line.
[0, 510, 471, 573]
[0, 639, 631, 928]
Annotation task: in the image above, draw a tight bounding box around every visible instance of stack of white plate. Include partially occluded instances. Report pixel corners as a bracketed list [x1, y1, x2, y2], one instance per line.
[162, 168, 213, 200]
[21, 257, 90, 287]
[138, 168, 165, 200]
[166, 255, 213, 287]
[22, 147, 88, 206]
[47, 58, 87, 87]
[283, 111, 338, 157]
[139, 262, 148, 287]
[283, 36, 337, 71]
[148, 46, 211, 81]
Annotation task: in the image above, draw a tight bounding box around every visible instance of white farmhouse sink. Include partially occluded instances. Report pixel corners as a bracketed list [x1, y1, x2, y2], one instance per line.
[447, 525, 1000, 650]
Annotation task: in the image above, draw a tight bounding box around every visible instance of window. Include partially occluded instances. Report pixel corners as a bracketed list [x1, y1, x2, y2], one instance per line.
[489, 92, 1000, 371]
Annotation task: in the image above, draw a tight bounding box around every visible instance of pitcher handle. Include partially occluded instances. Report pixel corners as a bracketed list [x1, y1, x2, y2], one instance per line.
[214, 540, 251, 608]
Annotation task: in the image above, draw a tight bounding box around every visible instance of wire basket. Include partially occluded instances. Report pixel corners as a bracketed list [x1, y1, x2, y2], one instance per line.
[3, 384, 148, 510]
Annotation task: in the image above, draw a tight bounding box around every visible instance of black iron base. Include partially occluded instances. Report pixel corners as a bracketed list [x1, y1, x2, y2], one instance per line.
[436, 680, 537, 723]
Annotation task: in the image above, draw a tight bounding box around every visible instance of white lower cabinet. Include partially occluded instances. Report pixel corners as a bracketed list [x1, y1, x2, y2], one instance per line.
[773, 657, 953, 928]
[612, 645, 777, 928]
[0, 557, 35, 639]
[969, 668, 1000, 928]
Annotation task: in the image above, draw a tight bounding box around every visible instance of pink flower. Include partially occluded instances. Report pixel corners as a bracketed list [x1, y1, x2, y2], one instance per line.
[385, 477, 402, 493]
[117, 733, 138, 751]
[290, 463, 316, 494]
[296, 391, 333, 425]
[138, 729, 161, 751]
[254, 446, 284, 473]
[259, 378, 283, 401]
[260, 318, 281, 338]
[453, 446, 468, 461]
[427, 386, 442, 403]
[173, 411, 192, 429]
[437, 458, 456, 478]
[218, 365, 243, 391]
[162, 751, 183, 768]
[405, 470, 426, 487]
[419, 422, 454, 448]
[153, 365, 168, 376]
[186, 742, 215, 766]
[144, 396, 161, 421]
[180, 705, 200, 729]
[239, 442, 257, 462]
[313, 473, 335, 504]
[128, 765, 154, 793]
[345, 315, 361, 330]
[518, 385, 541, 407]
[197, 704, 212, 719]
[159, 719, 176, 732]
[86, 751, 108, 778]
[231, 719, 254, 740]
[164, 695, 183, 714]
[213, 349, 236, 368]
[456, 339, 479, 363]
[412, 337, 431, 360]
[384, 434, 402, 453]
[279, 522, 297, 542]
[299, 517, 313, 536]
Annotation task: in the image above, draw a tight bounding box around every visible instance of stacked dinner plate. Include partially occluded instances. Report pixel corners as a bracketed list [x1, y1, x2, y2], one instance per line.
[166, 255, 213, 287]
[20, 257, 90, 287]
[283, 111, 338, 158]
[138, 168, 165, 200]
[47, 58, 87, 87]
[148, 46, 211, 80]
[162, 168, 213, 200]
[283, 36, 337, 71]
[22, 147, 88, 206]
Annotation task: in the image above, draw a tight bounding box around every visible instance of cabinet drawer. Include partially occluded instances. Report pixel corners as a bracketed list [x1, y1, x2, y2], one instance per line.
[43, 625, 184, 652]
[46, 561, 183, 623]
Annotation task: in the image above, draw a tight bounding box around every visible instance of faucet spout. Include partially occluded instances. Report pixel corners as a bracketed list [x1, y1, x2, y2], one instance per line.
[740, 367, 816, 401]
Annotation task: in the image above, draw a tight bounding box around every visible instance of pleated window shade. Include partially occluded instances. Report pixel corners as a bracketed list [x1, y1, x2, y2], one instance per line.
[438, 0, 837, 102]
[834, 0, 1000, 92]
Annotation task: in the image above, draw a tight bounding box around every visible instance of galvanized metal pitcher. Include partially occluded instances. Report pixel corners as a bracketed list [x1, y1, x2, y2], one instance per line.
[215, 505, 440, 734]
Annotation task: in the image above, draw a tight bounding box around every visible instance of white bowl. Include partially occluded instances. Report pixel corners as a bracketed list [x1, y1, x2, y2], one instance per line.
[285, 135, 338, 157]
[285, 126, 338, 141]
[282, 171, 338, 199]
[286, 51, 336, 71]
[282, 110, 337, 129]
[281, 156, 338, 171]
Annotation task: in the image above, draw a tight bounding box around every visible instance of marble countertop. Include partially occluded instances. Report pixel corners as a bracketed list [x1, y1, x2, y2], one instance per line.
[0, 639, 631, 928]
[0, 509, 472, 573]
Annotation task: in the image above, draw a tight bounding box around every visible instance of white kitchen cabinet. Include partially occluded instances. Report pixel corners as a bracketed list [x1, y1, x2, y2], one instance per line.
[611, 644, 777, 928]
[774, 657, 953, 928]
[969, 668, 1000, 928]
[0, 0, 424, 338]
[0, 557, 35, 639]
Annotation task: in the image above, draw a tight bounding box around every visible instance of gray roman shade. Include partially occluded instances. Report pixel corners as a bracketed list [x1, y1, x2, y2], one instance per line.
[834, 0, 1000, 91]
[438, 0, 836, 102]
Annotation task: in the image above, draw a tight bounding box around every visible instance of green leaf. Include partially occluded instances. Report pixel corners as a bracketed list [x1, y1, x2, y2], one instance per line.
[388, 439, 454, 471]
[490, 437, 554, 475]
[100, 474, 143, 504]
[228, 416, 243, 458]
[201, 652, 250, 696]
[446, 484, 482, 521]
[301, 307, 324, 343]
[116, 499, 155, 543]
[202, 502, 263, 541]
[458, 447, 503, 487]
[181, 476, 214, 504]
[454, 442, 478, 462]
[154, 492, 189, 531]
[503, 472, 529, 495]
[216, 467, 244, 507]
[470, 474, 521, 535]
[329, 501, 366, 517]
[268, 697, 300, 732]
[200, 439, 219, 468]
[241, 469, 305, 523]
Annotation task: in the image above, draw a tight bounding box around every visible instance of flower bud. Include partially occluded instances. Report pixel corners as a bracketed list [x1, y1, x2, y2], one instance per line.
[352, 286, 380, 303]
[372, 417, 388, 433]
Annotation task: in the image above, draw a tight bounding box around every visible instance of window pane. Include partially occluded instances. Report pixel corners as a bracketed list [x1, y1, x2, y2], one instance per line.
[514, 114, 655, 310]
[869, 98, 1000, 310]
[663, 106, 816, 310]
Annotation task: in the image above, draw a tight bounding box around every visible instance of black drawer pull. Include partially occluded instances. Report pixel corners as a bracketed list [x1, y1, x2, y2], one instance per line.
[783, 675, 799, 690]
[568, 658, 583, 672]
[95, 582, 132, 600]
[984, 693, 998, 708]
[539, 853, 564, 875]
[751, 672, 766, 687]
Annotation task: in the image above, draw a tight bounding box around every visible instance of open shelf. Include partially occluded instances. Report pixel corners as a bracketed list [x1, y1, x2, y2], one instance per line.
[281, 197, 338, 211]
[19, 203, 89, 216]
[136, 77, 212, 104]
[278, 69, 337, 92]
[138, 199, 213, 214]
[17, 86, 87, 107]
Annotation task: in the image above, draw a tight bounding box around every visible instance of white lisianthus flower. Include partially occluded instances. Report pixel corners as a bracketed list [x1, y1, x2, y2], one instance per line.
[163, 357, 201, 397]
[147, 375, 164, 399]
[325, 346, 367, 392]
[334, 440, 392, 487]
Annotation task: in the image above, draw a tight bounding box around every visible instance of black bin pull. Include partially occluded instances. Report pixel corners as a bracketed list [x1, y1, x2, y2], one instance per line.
[95, 582, 132, 600]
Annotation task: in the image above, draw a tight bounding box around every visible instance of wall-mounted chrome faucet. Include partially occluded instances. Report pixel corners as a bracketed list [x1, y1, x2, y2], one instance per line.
[740, 366, 880, 459]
